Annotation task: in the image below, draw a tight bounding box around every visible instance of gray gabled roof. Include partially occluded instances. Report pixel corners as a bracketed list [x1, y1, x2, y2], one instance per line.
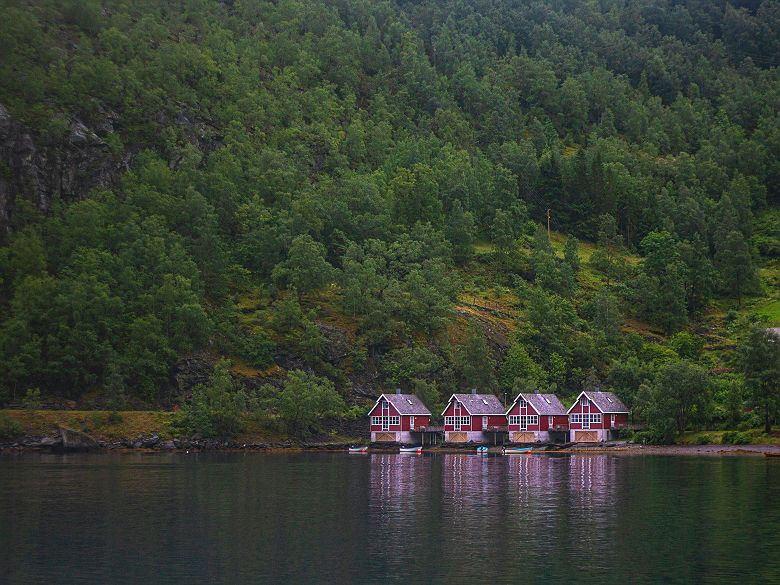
[567, 391, 628, 414]
[369, 393, 431, 416]
[507, 393, 567, 416]
[442, 393, 505, 416]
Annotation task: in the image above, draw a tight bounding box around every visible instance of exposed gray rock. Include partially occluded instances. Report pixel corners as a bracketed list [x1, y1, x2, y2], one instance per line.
[0, 103, 127, 235]
[173, 354, 214, 399]
[38, 436, 61, 448]
[318, 323, 350, 364]
[58, 426, 99, 451]
[141, 434, 160, 448]
[19, 435, 59, 448]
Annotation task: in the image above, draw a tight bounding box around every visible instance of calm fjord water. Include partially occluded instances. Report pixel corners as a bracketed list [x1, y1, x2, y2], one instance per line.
[0, 452, 778, 585]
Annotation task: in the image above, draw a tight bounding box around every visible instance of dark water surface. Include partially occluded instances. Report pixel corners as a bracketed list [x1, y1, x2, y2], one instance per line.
[1, 452, 778, 584]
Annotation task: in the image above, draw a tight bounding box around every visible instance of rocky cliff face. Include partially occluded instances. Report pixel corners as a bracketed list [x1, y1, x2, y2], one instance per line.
[0, 103, 127, 236]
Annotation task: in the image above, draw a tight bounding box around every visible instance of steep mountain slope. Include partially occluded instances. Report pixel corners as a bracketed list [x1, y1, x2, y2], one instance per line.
[0, 0, 778, 437]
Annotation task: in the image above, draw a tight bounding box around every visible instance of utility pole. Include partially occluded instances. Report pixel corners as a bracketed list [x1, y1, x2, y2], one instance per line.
[546, 208, 551, 242]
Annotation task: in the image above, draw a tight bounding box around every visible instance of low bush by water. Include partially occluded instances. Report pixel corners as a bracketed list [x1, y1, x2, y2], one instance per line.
[0, 413, 23, 439]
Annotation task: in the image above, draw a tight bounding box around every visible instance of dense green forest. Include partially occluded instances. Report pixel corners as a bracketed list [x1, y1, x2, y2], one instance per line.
[0, 0, 779, 441]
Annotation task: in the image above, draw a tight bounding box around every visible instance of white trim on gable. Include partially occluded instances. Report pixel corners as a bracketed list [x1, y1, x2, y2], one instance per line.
[505, 393, 540, 416]
[569, 391, 629, 414]
[443, 393, 506, 416]
[368, 393, 429, 417]
[442, 394, 474, 416]
[367, 394, 386, 416]
[518, 394, 538, 416]
[566, 391, 604, 414]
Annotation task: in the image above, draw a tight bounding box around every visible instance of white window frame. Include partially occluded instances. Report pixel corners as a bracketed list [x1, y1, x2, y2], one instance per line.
[511, 415, 540, 429]
[520, 415, 538, 428]
[371, 416, 381, 426]
[444, 416, 470, 427]
[517, 399, 527, 408]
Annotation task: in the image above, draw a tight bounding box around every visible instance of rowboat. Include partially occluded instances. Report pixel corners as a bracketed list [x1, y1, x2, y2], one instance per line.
[502, 446, 533, 455]
[399, 446, 423, 454]
[348, 446, 368, 454]
[476, 446, 489, 454]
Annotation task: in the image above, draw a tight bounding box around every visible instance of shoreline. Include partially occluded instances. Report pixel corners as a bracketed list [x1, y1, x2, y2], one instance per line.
[2, 437, 779, 457]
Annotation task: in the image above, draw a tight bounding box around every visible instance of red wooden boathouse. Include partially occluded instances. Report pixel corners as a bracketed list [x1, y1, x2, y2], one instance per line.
[442, 391, 506, 443]
[506, 392, 569, 443]
[567, 391, 628, 442]
[368, 392, 431, 444]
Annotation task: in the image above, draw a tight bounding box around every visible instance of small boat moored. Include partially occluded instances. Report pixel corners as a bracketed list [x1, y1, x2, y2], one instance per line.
[348, 446, 368, 454]
[399, 446, 423, 454]
[502, 446, 533, 455]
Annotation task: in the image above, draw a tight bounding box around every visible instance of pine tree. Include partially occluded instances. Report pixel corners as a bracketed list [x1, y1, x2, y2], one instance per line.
[457, 326, 495, 390]
[563, 235, 581, 271]
[445, 199, 476, 265]
[716, 230, 757, 306]
[740, 326, 780, 434]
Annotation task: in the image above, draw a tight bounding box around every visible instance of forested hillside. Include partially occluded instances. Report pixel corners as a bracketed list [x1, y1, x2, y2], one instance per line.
[1, 0, 779, 440]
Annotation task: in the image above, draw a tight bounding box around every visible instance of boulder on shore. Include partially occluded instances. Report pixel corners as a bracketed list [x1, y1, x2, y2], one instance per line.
[58, 426, 99, 451]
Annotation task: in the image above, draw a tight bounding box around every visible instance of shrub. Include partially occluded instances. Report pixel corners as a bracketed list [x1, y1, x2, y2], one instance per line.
[22, 388, 42, 410]
[170, 361, 251, 439]
[0, 414, 23, 440]
[737, 416, 759, 431]
[632, 430, 671, 445]
[277, 370, 346, 437]
[239, 330, 276, 369]
[694, 434, 712, 445]
[88, 412, 108, 430]
[722, 431, 751, 445]
[668, 332, 704, 360]
[107, 411, 123, 425]
[83, 411, 123, 430]
[736, 432, 753, 444]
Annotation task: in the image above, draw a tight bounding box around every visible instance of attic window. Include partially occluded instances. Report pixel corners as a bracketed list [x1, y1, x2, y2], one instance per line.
[406, 399, 413, 405]
[482, 399, 488, 405]
[607, 397, 613, 403]
[544, 397, 551, 404]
